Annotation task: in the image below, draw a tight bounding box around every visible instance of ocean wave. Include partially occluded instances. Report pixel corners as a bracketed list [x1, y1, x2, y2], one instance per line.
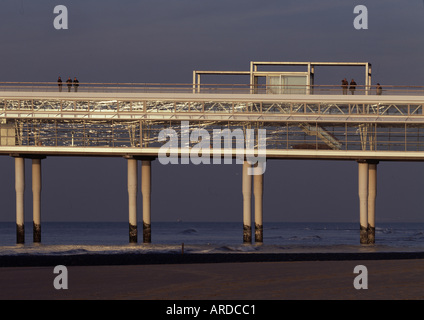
[0, 244, 185, 256]
[178, 228, 198, 235]
[212, 245, 259, 253]
[0, 242, 422, 257]
[288, 235, 322, 241]
[404, 231, 424, 242]
[375, 227, 393, 234]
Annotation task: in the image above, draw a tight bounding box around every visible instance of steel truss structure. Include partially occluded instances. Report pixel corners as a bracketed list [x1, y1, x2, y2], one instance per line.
[1, 92, 424, 158]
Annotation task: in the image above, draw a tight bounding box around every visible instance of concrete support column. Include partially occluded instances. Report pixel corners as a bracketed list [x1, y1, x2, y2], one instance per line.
[127, 158, 138, 243]
[32, 158, 42, 243]
[15, 157, 25, 244]
[242, 161, 252, 243]
[367, 161, 378, 244]
[141, 160, 151, 243]
[253, 163, 264, 243]
[358, 161, 369, 244]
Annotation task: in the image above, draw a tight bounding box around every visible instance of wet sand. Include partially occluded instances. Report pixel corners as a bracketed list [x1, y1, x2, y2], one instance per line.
[0, 255, 423, 300]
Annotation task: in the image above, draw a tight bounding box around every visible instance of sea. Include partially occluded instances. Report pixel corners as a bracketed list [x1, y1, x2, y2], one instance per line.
[0, 221, 423, 256]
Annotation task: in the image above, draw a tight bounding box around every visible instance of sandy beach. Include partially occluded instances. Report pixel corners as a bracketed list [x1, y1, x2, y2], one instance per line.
[0, 255, 423, 300]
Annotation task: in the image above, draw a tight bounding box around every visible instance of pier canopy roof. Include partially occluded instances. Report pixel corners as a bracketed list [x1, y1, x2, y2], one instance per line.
[193, 61, 372, 95]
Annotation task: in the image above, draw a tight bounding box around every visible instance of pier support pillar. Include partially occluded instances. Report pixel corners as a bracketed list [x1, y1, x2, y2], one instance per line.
[127, 158, 138, 243]
[367, 161, 378, 244]
[358, 161, 369, 244]
[15, 157, 25, 244]
[141, 160, 151, 243]
[242, 161, 252, 243]
[253, 163, 264, 243]
[32, 158, 42, 243]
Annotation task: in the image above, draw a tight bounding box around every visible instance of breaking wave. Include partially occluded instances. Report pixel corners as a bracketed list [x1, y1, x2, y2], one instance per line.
[0, 222, 423, 256]
[179, 228, 198, 235]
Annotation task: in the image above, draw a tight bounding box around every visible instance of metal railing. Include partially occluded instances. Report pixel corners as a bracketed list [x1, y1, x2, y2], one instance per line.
[1, 82, 424, 96]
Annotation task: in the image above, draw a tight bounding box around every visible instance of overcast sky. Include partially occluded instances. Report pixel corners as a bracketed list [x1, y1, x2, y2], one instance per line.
[1, 0, 424, 223]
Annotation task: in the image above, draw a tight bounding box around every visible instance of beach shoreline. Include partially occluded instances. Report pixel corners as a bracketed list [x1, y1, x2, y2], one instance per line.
[0, 256, 423, 300]
[1, 250, 424, 267]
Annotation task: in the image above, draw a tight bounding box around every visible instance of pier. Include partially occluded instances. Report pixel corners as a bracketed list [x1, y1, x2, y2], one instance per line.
[2, 61, 424, 245]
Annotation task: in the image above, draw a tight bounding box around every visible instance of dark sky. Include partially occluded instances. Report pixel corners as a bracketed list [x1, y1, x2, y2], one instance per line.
[1, 0, 424, 222]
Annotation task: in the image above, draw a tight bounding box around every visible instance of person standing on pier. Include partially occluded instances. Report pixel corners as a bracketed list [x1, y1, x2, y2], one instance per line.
[349, 79, 357, 95]
[73, 77, 79, 92]
[66, 77, 72, 92]
[57, 77, 63, 92]
[341, 78, 348, 95]
[376, 83, 382, 95]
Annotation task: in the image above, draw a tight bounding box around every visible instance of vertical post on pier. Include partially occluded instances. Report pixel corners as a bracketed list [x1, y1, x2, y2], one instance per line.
[368, 64, 372, 95]
[249, 62, 254, 94]
[32, 158, 42, 243]
[253, 162, 264, 243]
[307, 63, 311, 95]
[141, 160, 151, 243]
[127, 158, 138, 243]
[15, 157, 25, 244]
[242, 161, 252, 243]
[307, 63, 315, 95]
[358, 160, 369, 244]
[197, 74, 201, 93]
[365, 63, 372, 95]
[367, 161, 378, 244]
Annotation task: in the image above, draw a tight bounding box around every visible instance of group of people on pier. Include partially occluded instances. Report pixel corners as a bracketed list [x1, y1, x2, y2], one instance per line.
[341, 78, 382, 95]
[341, 78, 357, 95]
[56, 75, 384, 95]
[57, 76, 79, 92]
